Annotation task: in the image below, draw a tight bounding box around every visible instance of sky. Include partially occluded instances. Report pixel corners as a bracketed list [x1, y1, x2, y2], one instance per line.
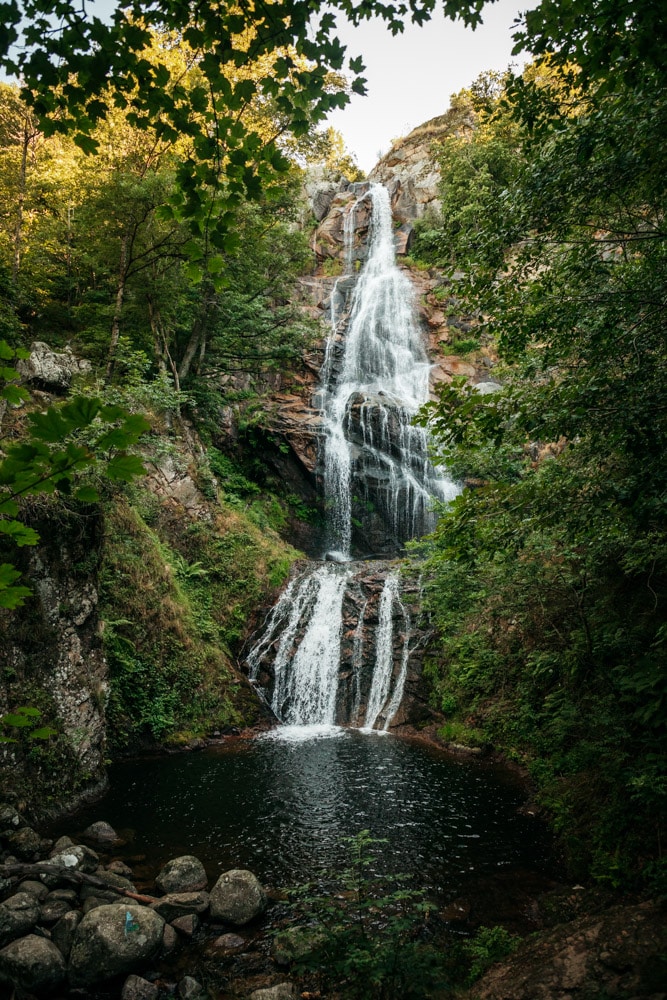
[325, 0, 528, 173]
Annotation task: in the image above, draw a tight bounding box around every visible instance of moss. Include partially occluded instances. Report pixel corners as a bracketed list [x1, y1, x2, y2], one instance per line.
[100, 495, 299, 753]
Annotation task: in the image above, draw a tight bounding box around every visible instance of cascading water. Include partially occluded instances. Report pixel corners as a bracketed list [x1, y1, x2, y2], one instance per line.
[247, 183, 459, 732]
[321, 184, 457, 559]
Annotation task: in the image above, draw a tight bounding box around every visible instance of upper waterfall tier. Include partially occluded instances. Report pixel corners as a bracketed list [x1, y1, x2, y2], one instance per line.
[319, 183, 458, 560]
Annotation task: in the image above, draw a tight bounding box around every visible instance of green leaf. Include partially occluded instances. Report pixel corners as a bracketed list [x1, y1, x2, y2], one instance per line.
[105, 454, 146, 482]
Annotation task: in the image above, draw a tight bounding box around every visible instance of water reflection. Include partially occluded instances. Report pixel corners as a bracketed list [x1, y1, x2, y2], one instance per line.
[65, 731, 553, 899]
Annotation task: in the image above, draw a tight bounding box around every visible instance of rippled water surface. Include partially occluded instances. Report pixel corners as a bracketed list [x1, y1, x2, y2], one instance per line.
[67, 729, 554, 897]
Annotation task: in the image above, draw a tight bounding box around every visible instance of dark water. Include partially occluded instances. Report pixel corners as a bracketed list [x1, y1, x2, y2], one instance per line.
[63, 728, 555, 901]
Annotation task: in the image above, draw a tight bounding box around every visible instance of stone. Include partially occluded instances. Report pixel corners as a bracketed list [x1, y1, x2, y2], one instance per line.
[50, 835, 75, 855]
[0, 933, 66, 993]
[82, 895, 109, 913]
[161, 923, 178, 955]
[474, 381, 502, 395]
[209, 869, 267, 926]
[42, 844, 99, 888]
[82, 820, 121, 846]
[39, 898, 73, 925]
[68, 903, 166, 987]
[107, 859, 135, 877]
[7, 826, 45, 861]
[150, 891, 209, 922]
[17, 341, 91, 390]
[18, 880, 49, 901]
[178, 974, 207, 999]
[248, 985, 296, 1000]
[51, 909, 81, 960]
[210, 932, 245, 952]
[155, 854, 208, 894]
[122, 973, 160, 1000]
[46, 888, 78, 904]
[171, 913, 199, 937]
[0, 891, 40, 946]
[0, 805, 22, 829]
[272, 925, 327, 967]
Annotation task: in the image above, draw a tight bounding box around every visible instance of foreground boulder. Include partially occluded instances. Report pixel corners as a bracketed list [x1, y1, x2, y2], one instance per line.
[0, 892, 40, 946]
[0, 934, 66, 993]
[156, 855, 208, 894]
[209, 870, 267, 926]
[68, 903, 165, 987]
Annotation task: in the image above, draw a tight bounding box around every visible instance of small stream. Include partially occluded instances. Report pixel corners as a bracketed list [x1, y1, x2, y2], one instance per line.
[62, 729, 556, 911]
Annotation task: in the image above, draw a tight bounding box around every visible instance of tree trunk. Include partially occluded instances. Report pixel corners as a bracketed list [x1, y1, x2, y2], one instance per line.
[105, 232, 130, 383]
[12, 124, 29, 284]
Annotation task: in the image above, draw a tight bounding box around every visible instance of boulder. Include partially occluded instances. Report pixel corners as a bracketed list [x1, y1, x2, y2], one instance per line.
[18, 880, 49, 902]
[82, 820, 121, 846]
[18, 341, 91, 391]
[0, 933, 66, 993]
[68, 903, 165, 987]
[171, 913, 199, 937]
[42, 844, 99, 887]
[210, 932, 245, 952]
[51, 909, 82, 960]
[7, 826, 46, 861]
[474, 380, 502, 395]
[161, 923, 178, 955]
[178, 974, 207, 999]
[0, 892, 40, 946]
[50, 835, 75, 855]
[155, 854, 208, 894]
[40, 898, 74, 925]
[122, 973, 160, 1000]
[209, 869, 267, 926]
[248, 985, 295, 1000]
[0, 804, 22, 830]
[151, 891, 209, 922]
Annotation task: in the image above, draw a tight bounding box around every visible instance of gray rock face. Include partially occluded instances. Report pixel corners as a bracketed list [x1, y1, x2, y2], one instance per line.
[0, 892, 40, 946]
[209, 869, 267, 926]
[122, 973, 160, 1000]
[68, 903, 165, 987]
[156, 855, 208, 894]
[18, 341, 91, 390]
[0, 933, 66, 993]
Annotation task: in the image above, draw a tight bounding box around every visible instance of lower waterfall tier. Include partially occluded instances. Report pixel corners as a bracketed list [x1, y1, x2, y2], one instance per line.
[246, 561, 424, 730]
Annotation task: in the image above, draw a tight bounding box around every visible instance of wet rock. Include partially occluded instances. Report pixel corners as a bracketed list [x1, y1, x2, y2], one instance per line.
[82, 820, 121, 846]
[161, 923, 178, 955]
[68, 903, 165, 987]
[43, 844, 99, 886]
[82, 895, 109, 913]
[209, 869, 267, 926]
[122, 973, 160, 1000]
[210, 932, 245, 952]
[51, 909, 81, 960]
[0, 933, 66, 993]
[151, 891, 209, 922]
[0, 891, 40, 946]
[178, 974, 207, 999]
[39, 898, 74, 925]
[46, 888, 78, 905]
[156, 855, 208, 894]
[50, 835, 75, 855]
[171, 913, 199, 937]
[107, 859, 135, 877]
[249, 985, 296, 1000]
[18, 879, 49, 902]
[7, 826, 46, 861]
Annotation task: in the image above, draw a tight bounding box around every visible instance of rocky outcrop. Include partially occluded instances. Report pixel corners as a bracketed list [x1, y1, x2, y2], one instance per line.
[470, 901, 667, 1000]
[17, 341, 91, 392]
[369, 108, 473, 223]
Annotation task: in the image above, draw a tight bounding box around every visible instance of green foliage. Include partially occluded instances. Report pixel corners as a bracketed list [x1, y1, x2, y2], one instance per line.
[0, 705, 57, 743]
[285, 831, 447, 1000]
[414, 55, 667, 886]
[462, 925, 520, 983]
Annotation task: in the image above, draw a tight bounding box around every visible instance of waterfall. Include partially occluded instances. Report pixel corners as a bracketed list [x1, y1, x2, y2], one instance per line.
[246, 183, 459, 732]
[321, 184, 456, 559]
